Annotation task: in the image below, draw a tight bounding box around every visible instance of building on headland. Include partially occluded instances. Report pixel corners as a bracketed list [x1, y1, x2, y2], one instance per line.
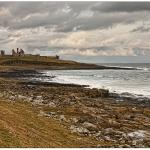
[12, 48, 25, 56]
[55, 55, 59, 59]
[0, 48, 60, 60]
[0, 50, 5, 56]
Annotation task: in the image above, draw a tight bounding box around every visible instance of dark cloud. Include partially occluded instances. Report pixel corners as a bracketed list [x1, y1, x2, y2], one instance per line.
[131, 26, 150, 32]
[92, 2, 150, 13]
[133, 47, 150, 55]
[0, 2, 150, 31]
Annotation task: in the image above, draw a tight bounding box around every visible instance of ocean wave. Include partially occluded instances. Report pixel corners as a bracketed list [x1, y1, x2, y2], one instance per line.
[38, 69, 150, 100]
[100, 64, 150, 71]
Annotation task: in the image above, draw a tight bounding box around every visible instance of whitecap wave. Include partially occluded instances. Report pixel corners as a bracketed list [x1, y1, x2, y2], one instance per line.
[37, 67, 150, 100]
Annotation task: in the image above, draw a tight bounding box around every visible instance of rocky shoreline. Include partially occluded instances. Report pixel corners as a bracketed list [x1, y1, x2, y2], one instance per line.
[0, 69, 150, 148]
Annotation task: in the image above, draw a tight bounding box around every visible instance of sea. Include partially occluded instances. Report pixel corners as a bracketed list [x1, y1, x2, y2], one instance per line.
[35, 63, 150, 100]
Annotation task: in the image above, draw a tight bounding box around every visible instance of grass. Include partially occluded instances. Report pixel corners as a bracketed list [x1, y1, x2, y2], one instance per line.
[0, 100, 103, 148]
[0, 55, 98, 70]
[0, 55, 77, 65]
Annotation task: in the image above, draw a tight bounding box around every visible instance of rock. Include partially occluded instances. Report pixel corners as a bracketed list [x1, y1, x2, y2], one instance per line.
[18, 95, 30, 101]
[97, 144, 101, 148]
[18, 95, 25, 99]
[94, 131, 102, 137]
[82, 109, 88, 114]
[38, 110, 46, 117]
[36, 95, 43, 100]
[128, 130, 146, 139]
[82, 122, 98, 132]
[48, 102, 56, 107]
[104, 128, 114, 134]
[0, 93, 4, 97]
[108, 119, 121, 128]
[132, 140, 137, 146]
[103, 136, 111, 141]
[32, 95, 44, 105]
[27, 97, 33, 102]
[71, 117, 78, 123]
[42, 100, 50, 104]
[124, 114, 135, 120]
[124, 144, 131, 148]
[9, 95, 16, 101]
[119, 144, 131, 148]
[59, 115, 67, 122]
[38, 111, 56, 118]
[70, 125, 89, 134]
[47, 112, 56, 116]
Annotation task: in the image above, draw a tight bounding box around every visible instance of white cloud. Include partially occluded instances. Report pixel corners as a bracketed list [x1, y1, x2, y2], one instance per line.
[58, 48, 135, 56]
[77, 10, 94, 18]
[48, 22, 150, 56]
[0, 7, 10, 16]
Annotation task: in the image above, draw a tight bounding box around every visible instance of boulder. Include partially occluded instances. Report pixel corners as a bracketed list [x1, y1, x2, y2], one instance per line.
[9, 95, 16, 101]
[59, 115, 67, 122]
[82, 122, 98, 132]
[71, 117, 78, 123]
[70, 125, 89, 134]
[48, 102, 56, 107]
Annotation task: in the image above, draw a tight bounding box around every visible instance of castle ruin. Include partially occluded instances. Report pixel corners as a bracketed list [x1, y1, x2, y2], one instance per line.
[12, 48, 25, 56]
[0, 50, 5, 56]
[0, 48, 60, 60]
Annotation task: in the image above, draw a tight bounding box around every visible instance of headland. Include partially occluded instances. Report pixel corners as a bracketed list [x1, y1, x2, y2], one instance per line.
[0, 48, 135, 70]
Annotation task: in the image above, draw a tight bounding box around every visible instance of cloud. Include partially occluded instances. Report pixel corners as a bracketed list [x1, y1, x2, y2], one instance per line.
[0, 1, 150, 61]
[0, 2, 150, 32]
[48, 23, 150, 56]
[93, 2, 150, 13]
[57, 48, 135, 56]
[131, 26, 150, 32]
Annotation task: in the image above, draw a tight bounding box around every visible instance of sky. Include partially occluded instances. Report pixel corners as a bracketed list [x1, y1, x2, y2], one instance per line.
[0, 1, 150, 63]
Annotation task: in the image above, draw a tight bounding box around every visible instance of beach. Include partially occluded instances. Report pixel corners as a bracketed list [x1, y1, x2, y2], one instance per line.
[0, 68, 150, 148]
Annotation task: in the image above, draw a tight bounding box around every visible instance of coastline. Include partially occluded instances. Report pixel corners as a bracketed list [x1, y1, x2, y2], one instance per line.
[0, 69, 150, 147]
[0, 68, 149, 107]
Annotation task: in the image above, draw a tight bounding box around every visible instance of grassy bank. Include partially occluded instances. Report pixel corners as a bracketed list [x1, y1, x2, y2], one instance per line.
[0, 55, 99, 70]
[0, 100, 102, 148]
[0, 55, 136, 70]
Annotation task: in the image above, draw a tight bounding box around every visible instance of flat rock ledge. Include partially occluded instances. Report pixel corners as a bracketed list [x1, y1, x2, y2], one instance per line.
[0, 80, 150, 148]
